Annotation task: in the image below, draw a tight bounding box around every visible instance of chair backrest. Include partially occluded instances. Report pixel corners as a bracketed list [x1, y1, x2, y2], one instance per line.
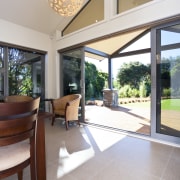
[53, 94, 81, 111]
[65, 94, 81, 120]
[4, 95, 33, 102]
[0, 97, 40, 147]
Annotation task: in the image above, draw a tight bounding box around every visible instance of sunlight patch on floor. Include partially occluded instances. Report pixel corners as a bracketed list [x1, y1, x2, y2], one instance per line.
[87, 126, 127, 152]
[57, 140, 94, 178]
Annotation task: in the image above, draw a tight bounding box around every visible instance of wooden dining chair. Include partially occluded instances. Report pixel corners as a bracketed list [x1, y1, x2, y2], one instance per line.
[0, 97, 40, 180]
[51, 94, 81, 130]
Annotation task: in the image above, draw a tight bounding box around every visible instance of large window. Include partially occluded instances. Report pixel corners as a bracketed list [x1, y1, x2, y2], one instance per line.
[0, 45, 46, 110]
[62, 0, 104, 36]
[60, 48, 84, 121]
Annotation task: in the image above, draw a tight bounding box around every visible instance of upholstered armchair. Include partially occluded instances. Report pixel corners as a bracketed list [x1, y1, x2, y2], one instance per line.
[51, 94, 81, 130]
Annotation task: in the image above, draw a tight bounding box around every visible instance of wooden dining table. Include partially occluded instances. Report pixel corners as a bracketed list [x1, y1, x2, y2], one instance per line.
[36, 111, 53, 180]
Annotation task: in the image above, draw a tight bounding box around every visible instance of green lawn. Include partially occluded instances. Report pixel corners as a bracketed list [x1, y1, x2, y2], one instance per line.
[120, 98, 180, 111]
[161, 99, 180, 111]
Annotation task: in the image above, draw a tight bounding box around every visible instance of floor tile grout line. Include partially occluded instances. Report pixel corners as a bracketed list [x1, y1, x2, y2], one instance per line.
[160, 147, 174, 180]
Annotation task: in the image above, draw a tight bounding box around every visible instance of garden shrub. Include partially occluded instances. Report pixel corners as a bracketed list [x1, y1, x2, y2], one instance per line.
[162, 88, 171, 97]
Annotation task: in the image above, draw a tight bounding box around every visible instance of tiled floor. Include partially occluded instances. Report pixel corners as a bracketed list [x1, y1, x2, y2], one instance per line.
[3, 119, 180, 180]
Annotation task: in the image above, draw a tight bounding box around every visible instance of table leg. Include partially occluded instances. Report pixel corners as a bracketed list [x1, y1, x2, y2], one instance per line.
[36, 112, 53, 180]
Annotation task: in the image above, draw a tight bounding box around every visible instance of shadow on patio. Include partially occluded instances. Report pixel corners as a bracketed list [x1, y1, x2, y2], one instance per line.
[85, 104, 150, 136]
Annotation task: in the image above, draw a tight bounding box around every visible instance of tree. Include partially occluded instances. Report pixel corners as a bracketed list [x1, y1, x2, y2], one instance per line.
[85, 62, 98, 99]
[160, 58, 171, 89]
[94, 72, 108, 97]
[85, 61, 108, 99]
[117, 61, 150, 89]
[160, 57, 180, 97]
[8, 48, 32, 95]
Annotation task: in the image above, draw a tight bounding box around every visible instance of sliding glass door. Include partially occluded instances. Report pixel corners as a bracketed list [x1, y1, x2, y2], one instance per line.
[60, 48, 85, 121]
[151, 20, 180, 143]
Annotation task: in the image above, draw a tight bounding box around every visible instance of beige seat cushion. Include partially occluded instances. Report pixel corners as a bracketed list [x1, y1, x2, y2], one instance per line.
[0, 141, 30, 171]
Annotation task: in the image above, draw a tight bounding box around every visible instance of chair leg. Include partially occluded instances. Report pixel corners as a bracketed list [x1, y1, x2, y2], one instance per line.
[65, 120, 68, 130]
[18, 171, 23, 180]
[30, 139, 37, 180]
[51, 116, 55, 126]
[78, 119, 80, 127]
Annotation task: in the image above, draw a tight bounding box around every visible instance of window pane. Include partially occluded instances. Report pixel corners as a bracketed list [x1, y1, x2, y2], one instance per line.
[0, 46, 4, 100]
[157, 23, 180, 137]
[121, 32, 150, 53]
[159, 49, 180, 137]
[0, 47, 3, 68]
[8, 48, 42, 98]
[63, 0, 104, 36]
[161, 25, 180, 46]
[117, 0, 152, 14]
[62, 50, 82, 95]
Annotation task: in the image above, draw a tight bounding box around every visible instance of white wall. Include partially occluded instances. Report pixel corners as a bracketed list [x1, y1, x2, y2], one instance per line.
[0, 19, 51, 50]
[0, 19, 57, 98]
[56, 0, 180, 49]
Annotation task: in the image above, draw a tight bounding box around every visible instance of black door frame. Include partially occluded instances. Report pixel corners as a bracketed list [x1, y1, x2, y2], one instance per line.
[151, 19, 180, 144]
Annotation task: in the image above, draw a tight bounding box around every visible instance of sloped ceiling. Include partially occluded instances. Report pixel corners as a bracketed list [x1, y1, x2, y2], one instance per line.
[0, 0, 149, 59]
[0, 0, 87, 35]
[86, 29, 147, 55]
[85, 28, 148, 60]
